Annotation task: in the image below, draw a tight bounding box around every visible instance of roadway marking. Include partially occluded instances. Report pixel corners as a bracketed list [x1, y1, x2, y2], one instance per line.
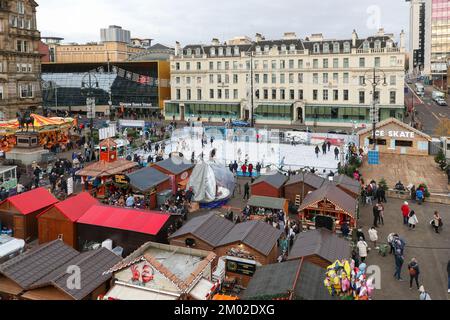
[406, 83, 424, 104]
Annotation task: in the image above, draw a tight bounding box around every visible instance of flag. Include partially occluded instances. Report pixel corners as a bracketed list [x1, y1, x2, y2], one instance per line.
[117, 68, 125, 78]
[132, 73, 140, 82]
[125, 71, 132, 80]
[138, 75, 150, 84]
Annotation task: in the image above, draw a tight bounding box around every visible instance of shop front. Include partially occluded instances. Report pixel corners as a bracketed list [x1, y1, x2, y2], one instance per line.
[357, 118, 431, 156]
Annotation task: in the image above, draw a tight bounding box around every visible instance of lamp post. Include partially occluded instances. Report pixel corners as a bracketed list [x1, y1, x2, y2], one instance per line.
[81, 72, 99, 162]
[362, 67, 388, 151]
[249, 51, 255, 127]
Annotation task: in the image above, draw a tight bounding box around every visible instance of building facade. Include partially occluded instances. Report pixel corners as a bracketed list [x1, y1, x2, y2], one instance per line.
[0, 0, 42, 120]
[408, 0, 426, 74]
[165, 29, 406, 127]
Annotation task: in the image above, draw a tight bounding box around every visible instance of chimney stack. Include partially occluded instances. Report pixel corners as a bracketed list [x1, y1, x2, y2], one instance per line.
[255, 33, 265, 42]
[211, 38, 220, 46]
[400, 30, 405, 49]
[352, 30, 358, 47]
[175, 41, 181, 56]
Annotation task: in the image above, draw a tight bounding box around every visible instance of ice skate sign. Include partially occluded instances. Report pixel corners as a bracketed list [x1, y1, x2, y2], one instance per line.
[375, 130, 415, 139]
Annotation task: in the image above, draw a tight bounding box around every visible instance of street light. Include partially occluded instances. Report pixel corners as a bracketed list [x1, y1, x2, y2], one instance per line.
[362, 67, 388, 151]
[81, 72, 99, 162]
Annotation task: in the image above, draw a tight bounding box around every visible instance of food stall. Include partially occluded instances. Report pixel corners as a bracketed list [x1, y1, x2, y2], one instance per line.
[0, 166, 18, 195]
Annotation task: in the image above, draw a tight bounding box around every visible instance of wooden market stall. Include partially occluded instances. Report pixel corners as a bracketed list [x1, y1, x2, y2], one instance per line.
[247, 195, 289, 220]
[152, 157, 195, 192]
[126, 167, 171, 209]
[37, 192, 99, 248]
[251, 172, 288, 198]
[297, 184, 358, 230]
[284, 172, 327, 204]
[0, 188, 58, 242]
[76, 138, 138, 198]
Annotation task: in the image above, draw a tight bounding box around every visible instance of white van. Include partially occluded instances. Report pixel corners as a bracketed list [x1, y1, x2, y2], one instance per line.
[415, 83, 425, 97]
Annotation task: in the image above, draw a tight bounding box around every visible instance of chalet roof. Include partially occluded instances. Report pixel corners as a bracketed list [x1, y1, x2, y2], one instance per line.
[76, 159, 138, 178]
[37, 192, 98, 222]
[168, 213, 235, 247]
[242, 259, 335, 300]
[153, 158, 195, 175]
[356, 117, 431, 141]
[329, 174, 361, 196]
[0, 188, 58, 215]
[127, 167, 170, 192]
[298, 184, 358, 218]
[288, 229, 351, 263]
[252, 172, 288, 189]
[285, 172, 327, 189]
[248, 196, 287, 211]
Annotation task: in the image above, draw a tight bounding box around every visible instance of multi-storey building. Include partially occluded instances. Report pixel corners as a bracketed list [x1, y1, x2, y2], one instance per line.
[165, 29, 406, 128]
[0, 0, 42, 120]
[407, 0, 426, 74]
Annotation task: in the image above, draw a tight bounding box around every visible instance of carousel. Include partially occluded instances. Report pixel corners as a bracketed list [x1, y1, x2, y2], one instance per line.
[0, 112, 75, 152]
[187, 149, 235, 209]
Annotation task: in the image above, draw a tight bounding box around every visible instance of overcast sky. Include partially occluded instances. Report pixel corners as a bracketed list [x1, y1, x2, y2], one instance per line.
[37, 0, 409, 47]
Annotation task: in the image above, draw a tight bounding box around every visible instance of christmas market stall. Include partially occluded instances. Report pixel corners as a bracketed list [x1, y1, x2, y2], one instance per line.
[251, 172, 288, 198]
[126, 167, 171, 210]
[0, 166, 18, 195]
[247, 195, 289, 221]
[152, 157, 195, 192]
[297, 184, 358, 231]
[0, 188, 58, 242]
[76, 138, 138, 198]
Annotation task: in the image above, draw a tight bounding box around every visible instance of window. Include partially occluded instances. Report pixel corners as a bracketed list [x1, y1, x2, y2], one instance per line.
[290, 89, 295, 100]
[226, 47, 232, 56]
[224, 74, 229, 84]
[217, 61, 222, 70]
[343, 90, 349, 101]
[313, 73, 318, 84]
[333, 58, 339, 69]
[255, 74, 260, 84]
[363, 41, 370, 51]
[0, 85, 3, 100]
[176, 89, 181, 100]
[263, 60, 268, 70]
[289, 44, 295, 52]
[298, 89, 304, 100]
[186, 77, 191, 84]
[186, 89, 191, 100]
[233, 74, 238, 84]
[19, 84, 33, 98]
[333, 90, 339, 101]
[298, 73, 303, 83]
[264, 45, 270, 53]
[218, 47, 223, 56]
[390, 56, 396, 66]
[323, 73, 328, 84]
[0, 62, 3, 73]
[225, 89, 229, 99]
[210, 89, 214, 99]
[233, 61, 238, 70]
[333, 73, 338, 83]
[186, 62, 190, 70]
[209, 74, 214, 84]
[374, 40, 381, 49]
[289, 59, 294, 69]
[263, 74, 268, 84]
[246, 61, 250, 70]
[280, 74, 285, 84]
[217, 74, 222, 83]
[323, 59, 328, 68]
[195, 48, 201, 56]
[281, 44, 287, 52]
[280, 60, 286, 69]
[176, 62, 180, 70]
[323, 90, 328, 101]
[289, 73, 294, 84]
[233, 89, 238, 99]
[313, 90, 318, 100]
[390, 91, 396, 104]
[343, 73, 349, 84]
[272, 74, 276, 84]
[343, 42, 351, 53]
[218, 89, 222, 99]
[271, 60, 277, 69]
[254, 60, 259, 69]
[175, 77, 180, 84]
[359, 76, 365, 86]
[343, 58, 349, 68]
[225, 61, 229, 70]
[374, 57, 380, 68]
[395, 140, 413, 147]
[196, 62, 201, 70]
[10, 15, 18, 28]
[280, 89, 286, 100]
[313, 43, 320, 53]
[234, 46, 240, 56]
[333, 42, 340, 53]
[298, 59, 303, 69]
[323, 43, 330, 53]
[21, 64, 27, 72]
[359, 58, 365, 68]
[264, 89, 269, 100]
[210, 48, 216, 56]
[313, 59, 318, 69]
[359, 91, 365, 104]
[390, 75, 396, 86]
[197, 89, 202, 100]
[186, 49, 192, 56]
[17, 1, 25, 14]
[255, 46, 261, 53]
[272, 89, 277, 99]
[16, 40, 28, 52]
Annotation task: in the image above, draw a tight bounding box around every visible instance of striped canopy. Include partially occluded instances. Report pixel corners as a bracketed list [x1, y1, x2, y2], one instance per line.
[0, 114, 74, 134]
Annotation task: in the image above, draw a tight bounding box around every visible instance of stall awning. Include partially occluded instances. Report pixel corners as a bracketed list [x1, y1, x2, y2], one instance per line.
[248, 196, 287, 211]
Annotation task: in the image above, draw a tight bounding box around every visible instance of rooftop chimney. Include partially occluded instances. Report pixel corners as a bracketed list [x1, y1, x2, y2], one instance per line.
[175, 41, 181, 56]
[211, 38, 220, 46]
[283, 32, 297, 40]
[377, 28, 385, 36]
[255, 33, 265, 42]
[400, 30, 405, 49]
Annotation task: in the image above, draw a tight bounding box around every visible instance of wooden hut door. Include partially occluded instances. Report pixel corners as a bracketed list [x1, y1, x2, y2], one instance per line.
[13, 216, 25, 240]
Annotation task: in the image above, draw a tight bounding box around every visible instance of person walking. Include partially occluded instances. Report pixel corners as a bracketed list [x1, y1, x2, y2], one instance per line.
[368, 227, 378, 250]
[372, 204, 380, 228]
[431, 211, 442, 234]
[241, 164, 247, 177]
[243, 182, 250, 200]
[407, 258, 420, 290]
[408, 210, 418, 230]
[356, 237, 368, 263]
[393, 237, 406, 281]
[377, 202, 385, 225]
[387, 233, 398, 255]
[327, 140, 331, 152]
[248, 163, 254, 177]
[401, 201, 410, 225]
[256, 162, 262, 177]
[416, 188, 424, 205]
[334, 147, 339, 160]
[315, 146, 320, 158]
[321, 142, 327, 155]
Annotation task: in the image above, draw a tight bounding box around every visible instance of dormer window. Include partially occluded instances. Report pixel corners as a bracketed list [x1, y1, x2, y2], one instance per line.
[226, 47, 232, 56]
[313, 43, 320, 53]
[218, 47, 224, 56]
[333, 42, 340, 53]
[255, 46, 261, 53]
[281, 44, 287, 52]
[343, 42, 350, 53]
[363, 40, 370, 51]
[234, 46, 240, 56]
[386, 40, 393, 48]
[210, 47, 216, 56]
[374, 40, 381, 49]
[272, 45, 278, 51]
[289, 44, 295, 52]
[264, 45, 270, 52]
[186, 48, 192, 56]
[195, 48, 201, 56]
[323, 43, 330, 53]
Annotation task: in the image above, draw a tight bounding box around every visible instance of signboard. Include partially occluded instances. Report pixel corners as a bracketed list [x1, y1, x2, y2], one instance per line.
[86, 97, 96, 119]
[99, 125, 116, 140]
[67, 177, 74, 195]
[119, 102, 154, 109]
[119, 119, 146, 128]
[375, 130, 415, 139]
[113, 174, 130, 185]
[225, 258, 256, 277]
[368, 150, 380, 165]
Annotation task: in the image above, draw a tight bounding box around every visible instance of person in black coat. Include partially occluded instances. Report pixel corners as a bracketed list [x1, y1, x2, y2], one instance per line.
[372, 204, 380, 228]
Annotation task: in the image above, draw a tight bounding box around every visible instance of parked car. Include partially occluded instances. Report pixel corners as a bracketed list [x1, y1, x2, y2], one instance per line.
[436, 98, 448, 106]
[231, 120, 251, 127]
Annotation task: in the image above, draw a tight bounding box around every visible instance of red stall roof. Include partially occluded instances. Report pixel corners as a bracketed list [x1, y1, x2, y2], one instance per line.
[77, 205, 170, 236]
[1, 188, 58, 215]
[38, 192, 99, 222]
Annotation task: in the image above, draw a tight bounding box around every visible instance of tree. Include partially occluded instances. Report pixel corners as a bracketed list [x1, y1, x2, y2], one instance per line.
[434, 150, 447, 171]
[378, 178, 389, 191]
[435, 119, 450, 137]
